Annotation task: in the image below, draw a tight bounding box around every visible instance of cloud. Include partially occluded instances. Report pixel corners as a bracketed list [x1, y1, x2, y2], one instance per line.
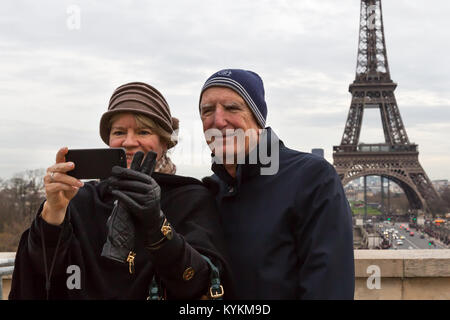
[0, 0, 449, 182]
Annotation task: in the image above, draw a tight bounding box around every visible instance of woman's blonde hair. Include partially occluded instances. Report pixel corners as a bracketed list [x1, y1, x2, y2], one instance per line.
[108, 112, 178, 150]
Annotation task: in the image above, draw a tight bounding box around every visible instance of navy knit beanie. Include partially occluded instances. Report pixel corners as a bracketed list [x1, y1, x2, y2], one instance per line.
[199, 69, 267, 128]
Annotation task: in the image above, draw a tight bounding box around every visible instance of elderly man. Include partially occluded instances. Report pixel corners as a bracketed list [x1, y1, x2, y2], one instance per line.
[199, 69, 355, 299]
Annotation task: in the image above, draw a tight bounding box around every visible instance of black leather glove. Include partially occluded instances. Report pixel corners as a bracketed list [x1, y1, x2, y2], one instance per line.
[101, 153, 146, 266]
[109, 151, 173, 251]
[101, 198, 136, 266]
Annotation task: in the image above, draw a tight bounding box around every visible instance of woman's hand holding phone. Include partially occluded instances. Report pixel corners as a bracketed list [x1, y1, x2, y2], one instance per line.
[41, 147, 84, 226]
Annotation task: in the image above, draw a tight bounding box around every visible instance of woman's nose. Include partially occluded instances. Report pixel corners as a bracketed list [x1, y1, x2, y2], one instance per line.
[122, 132, 139, 147]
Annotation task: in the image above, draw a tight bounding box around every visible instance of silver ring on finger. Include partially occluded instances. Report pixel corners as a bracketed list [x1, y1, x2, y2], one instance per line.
[50, 171, 55, 183]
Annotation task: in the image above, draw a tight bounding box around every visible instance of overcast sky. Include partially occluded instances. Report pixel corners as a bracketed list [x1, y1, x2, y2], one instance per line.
[1, 0, 449, 182]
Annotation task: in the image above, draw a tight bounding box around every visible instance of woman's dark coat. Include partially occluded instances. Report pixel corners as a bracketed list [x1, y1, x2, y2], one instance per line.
[9, 173, 233, 300]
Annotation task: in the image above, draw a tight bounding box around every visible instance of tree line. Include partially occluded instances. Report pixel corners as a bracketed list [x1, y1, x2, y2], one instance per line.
[362, 189, 450, 217]
[0, 169, 46, 251]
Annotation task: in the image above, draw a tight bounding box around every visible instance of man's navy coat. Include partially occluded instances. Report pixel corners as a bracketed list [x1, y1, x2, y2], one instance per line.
[205, 127, 355, 299]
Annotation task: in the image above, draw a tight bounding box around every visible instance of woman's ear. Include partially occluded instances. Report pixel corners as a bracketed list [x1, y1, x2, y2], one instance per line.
[158, 145, 168, 161]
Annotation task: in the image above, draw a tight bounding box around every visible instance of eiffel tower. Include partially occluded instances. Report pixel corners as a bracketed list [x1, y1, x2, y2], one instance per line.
[333, 0, 440, 214]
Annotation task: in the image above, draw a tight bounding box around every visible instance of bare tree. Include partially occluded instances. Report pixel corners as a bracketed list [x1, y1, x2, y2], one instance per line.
[0, 169, 46, 251]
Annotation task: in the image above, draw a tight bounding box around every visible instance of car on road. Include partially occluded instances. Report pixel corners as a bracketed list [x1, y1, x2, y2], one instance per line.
[400, 235, 405, 240]
[396, 240, 404, 245]
[410, 232, 414, 236]
[420, 234, 425, 239]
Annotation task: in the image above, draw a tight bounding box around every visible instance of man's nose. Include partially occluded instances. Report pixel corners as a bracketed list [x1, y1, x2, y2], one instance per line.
[212, 106, 228, 129]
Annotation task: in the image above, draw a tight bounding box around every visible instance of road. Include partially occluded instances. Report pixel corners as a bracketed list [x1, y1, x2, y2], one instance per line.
[378, 222, 447, 250]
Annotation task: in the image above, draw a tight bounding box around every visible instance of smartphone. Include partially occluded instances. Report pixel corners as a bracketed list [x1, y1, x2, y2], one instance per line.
[65, 148, 127, 179]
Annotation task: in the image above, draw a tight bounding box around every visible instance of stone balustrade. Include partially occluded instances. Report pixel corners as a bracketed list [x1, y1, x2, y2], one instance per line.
[354, 249, 450, 299]
[2, 250, 450, 300]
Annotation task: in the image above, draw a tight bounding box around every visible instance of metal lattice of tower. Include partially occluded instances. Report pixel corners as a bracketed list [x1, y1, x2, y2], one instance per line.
[332, 0, 440, 213]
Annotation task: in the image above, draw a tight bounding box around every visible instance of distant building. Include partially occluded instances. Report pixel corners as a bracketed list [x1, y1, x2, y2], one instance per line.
[311, 148, 324, 158]
[432, 180, 448, 192]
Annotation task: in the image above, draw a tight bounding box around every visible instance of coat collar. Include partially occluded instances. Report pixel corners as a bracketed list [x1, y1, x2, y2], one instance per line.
[98, 172, 203, 203]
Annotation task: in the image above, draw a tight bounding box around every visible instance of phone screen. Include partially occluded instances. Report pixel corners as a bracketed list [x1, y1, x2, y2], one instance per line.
[66, 148, 126, 179]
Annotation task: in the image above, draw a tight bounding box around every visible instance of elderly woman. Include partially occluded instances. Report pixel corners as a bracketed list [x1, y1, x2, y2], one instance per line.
[9, 82, 231, 300]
